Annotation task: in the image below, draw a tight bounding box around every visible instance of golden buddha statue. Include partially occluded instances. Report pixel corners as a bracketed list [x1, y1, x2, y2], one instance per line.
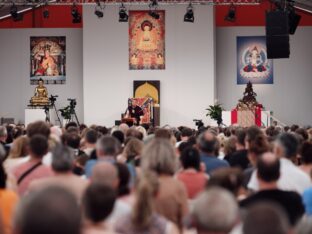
[30, 78, 50, 105]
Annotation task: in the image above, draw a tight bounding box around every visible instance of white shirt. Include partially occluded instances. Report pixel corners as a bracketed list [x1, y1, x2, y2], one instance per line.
[248, 158, 312, 194]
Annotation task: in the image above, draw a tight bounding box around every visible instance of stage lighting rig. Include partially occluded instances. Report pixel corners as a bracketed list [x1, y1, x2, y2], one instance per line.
[71, 3, 82, 24]
[94, 0, 104, 18]
[119, 3, 128, 22]
[224, 4, 236, 22]
[10, 3, 23, 21]
[184, 3, 194, 23]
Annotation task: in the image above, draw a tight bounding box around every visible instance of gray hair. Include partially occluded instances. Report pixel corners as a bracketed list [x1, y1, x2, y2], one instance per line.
[0, 144, 5, 162]
[275, 133, 299, 159]
[0, 126, 7, 138]
[96, 136, 121, 157]
[52, 144, 75, 172]
[141, 138, 178, 175]
[192, 187, 239, 233]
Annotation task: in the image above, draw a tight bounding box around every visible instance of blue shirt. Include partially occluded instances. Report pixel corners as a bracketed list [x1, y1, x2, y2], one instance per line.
[303, 187, 312, 215]
[85, 158, 116, 178]
[200, 153, 229, 175]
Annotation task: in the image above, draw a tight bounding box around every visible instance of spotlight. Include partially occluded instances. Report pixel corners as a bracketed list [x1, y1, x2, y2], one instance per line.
[71, 4, 82, 24]
[94, 1, 104, 18]
[10, 4, 23, 22]
[184, 3, 194, 23]
[119, 3, 128, 22]
[43, 3, 49, 19]
[224, 4, 236, 22]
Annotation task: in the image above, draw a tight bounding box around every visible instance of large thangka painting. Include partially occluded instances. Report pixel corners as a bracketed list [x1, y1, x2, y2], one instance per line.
[129, 11, 165, 70]
[30, 37, 66, 84]
[237, 36, 273, 84]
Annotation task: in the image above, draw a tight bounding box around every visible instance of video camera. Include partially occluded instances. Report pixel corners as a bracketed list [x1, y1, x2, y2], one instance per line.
[68, 98, 77, 109]
[49, 95, 58, 104]
[193, 119, 204, 129]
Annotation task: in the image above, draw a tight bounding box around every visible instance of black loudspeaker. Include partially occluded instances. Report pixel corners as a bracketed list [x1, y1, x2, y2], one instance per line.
[266, 11, 290, 59]
[289, 12, 301, 35]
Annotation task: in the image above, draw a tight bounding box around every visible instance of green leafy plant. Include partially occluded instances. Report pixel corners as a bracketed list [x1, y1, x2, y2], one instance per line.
[59, 106, 71, 120]
[206, 104, 223, 126]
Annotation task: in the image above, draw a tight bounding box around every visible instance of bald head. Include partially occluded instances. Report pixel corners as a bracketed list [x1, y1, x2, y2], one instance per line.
[198, 131, 218, 155]
[257, 152, 280, 183]
[119, 123, 129, 134]
[91, 162, 118, 189]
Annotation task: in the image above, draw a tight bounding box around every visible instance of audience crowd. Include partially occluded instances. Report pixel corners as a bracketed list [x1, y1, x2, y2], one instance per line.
[0, 121, 312, 234]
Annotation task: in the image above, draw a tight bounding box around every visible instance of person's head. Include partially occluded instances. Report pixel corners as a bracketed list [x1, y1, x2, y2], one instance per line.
[14, 186, 81, 234]
[197, 131, 218, 155]
[207, 168, 244, 197]
[257, 152, 280, 185]
[111, 130, 125, 145]
[132, 171, 159, 230]
[180, 147, 201, 171]
[29, 134, 48, 159]
[62, 133, 81, 150]
[191, 187, 239, 234]
[181, 127, 193, 141]
[8, 136, 29, 159]
[123, 137, 143, 162]
[38, 78, 44, 87]
[95, 126, 108, 136]
[126, 128, 143, 141]
[248, 134, 270, 166]
[85, 129, 98, 146]
[51, 145, 75, 173]
[91, 162, 119, 189]
[96, 136, 121, 158]
[300, 142, 312, 165]
[243, 202, 289, 234]
[118, 123, 129, 135]
[235, 128, 246, 149]
[65, 122, 78, 131]
[274, 133, 299, 159]
[223, 136, 237, 156]
[83, 183, 116, 224]
[154, 128, 172, 140]
[245, 126, 263, 149]
[141, 138, 177, 176]
[114, 163, 130, 197]
[27, 121, 50, 138]
[0, 126, 7, 143]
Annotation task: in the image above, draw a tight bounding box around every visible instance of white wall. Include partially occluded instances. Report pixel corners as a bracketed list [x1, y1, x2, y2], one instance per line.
[83, 5, 216, 127]
[0, 28, 83, 124]
[216, 27, 312, 126]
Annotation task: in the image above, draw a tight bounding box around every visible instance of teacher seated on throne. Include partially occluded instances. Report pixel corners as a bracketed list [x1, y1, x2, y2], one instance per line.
[125, 99, 144, 125]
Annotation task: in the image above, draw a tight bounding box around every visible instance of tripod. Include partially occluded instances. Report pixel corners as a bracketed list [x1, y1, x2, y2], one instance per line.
[67, 105, 80, 126]
[50, 97, 63, 127]
[44, 105, 50, 123]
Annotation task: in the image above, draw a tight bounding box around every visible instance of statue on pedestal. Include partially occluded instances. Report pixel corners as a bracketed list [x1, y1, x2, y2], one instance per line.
[30, 78, 50, 106]
[237, 81, 262, 110]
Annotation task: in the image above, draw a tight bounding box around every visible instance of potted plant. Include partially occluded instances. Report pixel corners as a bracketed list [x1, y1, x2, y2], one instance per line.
[206, 104, 223, 126]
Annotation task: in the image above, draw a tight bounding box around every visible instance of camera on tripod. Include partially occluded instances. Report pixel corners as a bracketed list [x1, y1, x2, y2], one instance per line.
[49, 95, 58, 104]
[68, 98, 77, 109]
[193, 119, 204, 129]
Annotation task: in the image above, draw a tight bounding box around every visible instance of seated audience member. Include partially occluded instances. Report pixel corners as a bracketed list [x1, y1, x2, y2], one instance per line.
[13, 186, 81, 234]
[296, 217, 312, 234]
[207, 168, 246, 200]
[0, 146, 19, 234]
[243, 134, 270, 188]
[190, 187, 239, 234]
[83, 129, 99, 156]
[303, 186, 312, 216]
[176, 147, 208, 199]
[126, 128, 143, 141]
[118, 123, 129, 135]
[299, 142, 312, 178]
[12, 135, 53, 196]
[229, 129, 250, 170]
[241, 152, 304, 226]
[114, 163, 131, 198]
[197, 131, 229, 175]
[248, 133, 311, 194]
[117, 137, 143, 165]
[91, 162, 131, 224]
[3, 136, 29, 176]
[115, 172, 179, 234]
[83, 183, 117, 234]
[65, 121, 79, 131]
[26, 121, 52, 165]
[0, 126, 9, 158]
[223, 136, 237, 162]
[112, 130, 125, 146]
[28, 145, 89, 202]
[62, 132, 85, 157]
[141, 139, 188, 228]
[73, 154, 89, 176]
[85, 136, 121, 178]
[243, 202, 290, 234]
[154, 128, 172, 140]
[180, 127, 193, 142]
